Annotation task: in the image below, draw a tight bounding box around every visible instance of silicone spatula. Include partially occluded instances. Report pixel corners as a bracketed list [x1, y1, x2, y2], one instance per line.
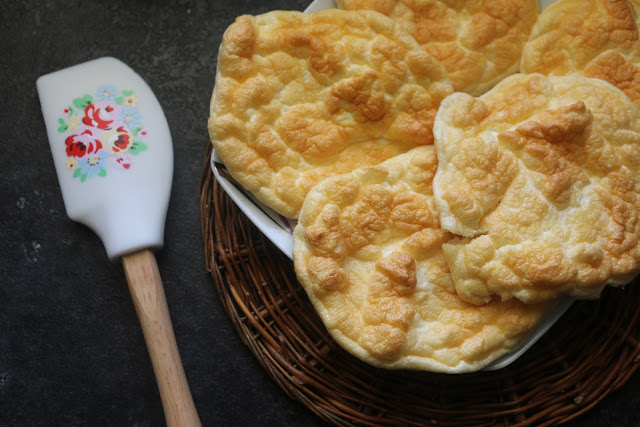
[37, 57, 201, 427]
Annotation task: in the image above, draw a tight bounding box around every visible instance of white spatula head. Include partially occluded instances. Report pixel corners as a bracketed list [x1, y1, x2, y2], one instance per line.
[37, 57, 173, 260]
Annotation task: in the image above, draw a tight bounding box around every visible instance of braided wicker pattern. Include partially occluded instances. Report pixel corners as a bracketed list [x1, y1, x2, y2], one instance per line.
[200, 146, 640, 426]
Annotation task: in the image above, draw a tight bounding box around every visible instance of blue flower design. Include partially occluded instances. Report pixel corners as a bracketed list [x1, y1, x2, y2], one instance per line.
[119, 107, 143, 130]
[95, 85, 117, 101]
[77, 150, 108, 181]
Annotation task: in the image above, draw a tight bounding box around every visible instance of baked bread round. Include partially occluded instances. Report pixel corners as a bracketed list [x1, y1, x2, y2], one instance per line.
[521, 0, 640, 108]
[336, 0, 539, 95]
[293, 146, 552, 372]
[433, 73, 640, 304]
[208, 9, 452, 218]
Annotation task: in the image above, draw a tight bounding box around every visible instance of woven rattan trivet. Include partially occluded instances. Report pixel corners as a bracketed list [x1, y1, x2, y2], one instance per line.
[200, 146, 640, 426]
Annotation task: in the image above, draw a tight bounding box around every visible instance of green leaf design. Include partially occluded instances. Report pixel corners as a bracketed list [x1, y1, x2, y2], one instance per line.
[99, 168, 107, 177]
[73, 95, 93, 109]
[73, 168, 82, 178]
[115, 96, 123, 105]
[130, 141, 148, 155]
[80, 173, 88, 183]
[122, 90, 133, 96]
[133, 127, 142, 137]
[57, 118, 67, 132]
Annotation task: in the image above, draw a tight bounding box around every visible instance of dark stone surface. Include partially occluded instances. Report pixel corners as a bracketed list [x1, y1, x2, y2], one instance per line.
[0, 1, 638, 426]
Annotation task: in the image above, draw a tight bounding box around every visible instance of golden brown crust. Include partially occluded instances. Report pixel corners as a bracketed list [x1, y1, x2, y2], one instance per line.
[293, 147, 551, 372]
[209, 10, 452, 218]
[521, 0, 640, 108]
[336, 0, 539, 95]
[433, 73, 640, 304]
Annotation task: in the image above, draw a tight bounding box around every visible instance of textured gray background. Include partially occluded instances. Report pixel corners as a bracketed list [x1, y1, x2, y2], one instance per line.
[1, 0, 639, 425]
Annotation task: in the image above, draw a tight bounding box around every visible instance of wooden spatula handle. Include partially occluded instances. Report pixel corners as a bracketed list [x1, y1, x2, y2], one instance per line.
[122, 249, 201, 427]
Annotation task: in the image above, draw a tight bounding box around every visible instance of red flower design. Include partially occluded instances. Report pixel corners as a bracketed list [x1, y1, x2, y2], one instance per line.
[112, 126, 131, 153]
[82, 101, 117, 129]
[108, 152, 132, 171]
[65, 127, 103, 158]
[118, 158, 131, 169]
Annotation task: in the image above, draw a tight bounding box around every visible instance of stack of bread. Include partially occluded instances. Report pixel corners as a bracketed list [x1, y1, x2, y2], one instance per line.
[208, 0, 640, 373]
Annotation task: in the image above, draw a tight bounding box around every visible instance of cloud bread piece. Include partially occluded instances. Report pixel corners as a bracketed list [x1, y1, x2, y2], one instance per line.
[209, 9, 452, 218]
[433, 73, 640, 305]
[335, 0, 539, 96]
[293, 146, 551, 372]
[521, 0, 640, 108]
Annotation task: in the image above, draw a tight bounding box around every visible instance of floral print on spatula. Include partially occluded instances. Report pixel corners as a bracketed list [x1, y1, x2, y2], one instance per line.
[57, 85, 147, 182]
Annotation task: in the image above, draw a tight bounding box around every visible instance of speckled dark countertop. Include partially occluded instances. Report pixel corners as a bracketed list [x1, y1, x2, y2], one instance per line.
[1, 1, 639, 426]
